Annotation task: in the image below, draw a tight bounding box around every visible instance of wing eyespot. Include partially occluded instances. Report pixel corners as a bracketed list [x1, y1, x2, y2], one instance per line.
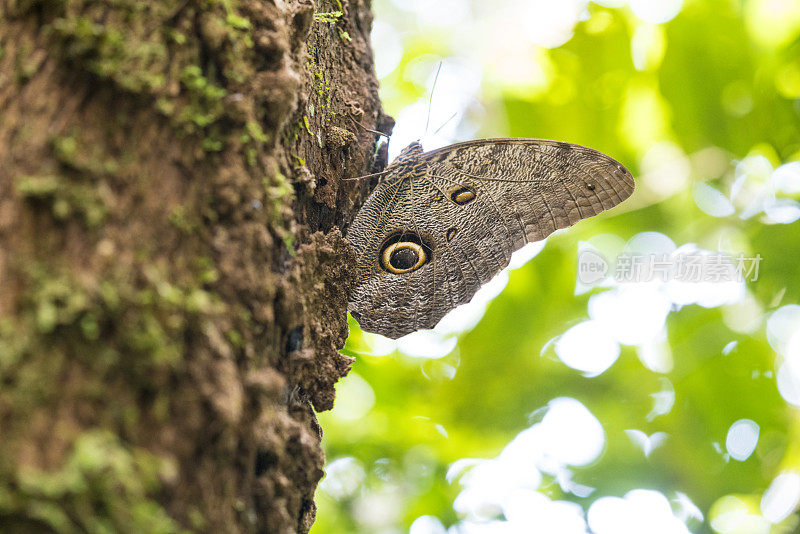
[450, 186, 476, 205]
[378, 232, 433, 275]
[446, 228, 458, 242]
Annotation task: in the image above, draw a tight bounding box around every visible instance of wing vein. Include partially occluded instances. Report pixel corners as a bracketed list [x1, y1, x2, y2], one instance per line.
[420, 173, 507, 276]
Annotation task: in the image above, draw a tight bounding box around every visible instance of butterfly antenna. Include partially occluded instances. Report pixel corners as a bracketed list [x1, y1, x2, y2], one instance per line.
[347, 115, 390, 139]
[343, 169, 391, 181]
[422, 61, 443, 140]
[432, 112, 458, 137]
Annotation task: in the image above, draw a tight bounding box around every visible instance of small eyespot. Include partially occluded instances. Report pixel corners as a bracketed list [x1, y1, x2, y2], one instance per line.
[381, 241, 427, 274]
[450, 186, 476, 205]
[446, 228, 457, 241]
[586, 183, 596, 191]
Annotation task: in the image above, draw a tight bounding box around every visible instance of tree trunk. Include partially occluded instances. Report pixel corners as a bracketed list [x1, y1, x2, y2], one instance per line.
[0, 0, 389, 532]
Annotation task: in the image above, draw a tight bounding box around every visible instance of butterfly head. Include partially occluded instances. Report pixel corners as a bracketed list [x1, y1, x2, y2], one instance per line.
[392, 141, 424, 166]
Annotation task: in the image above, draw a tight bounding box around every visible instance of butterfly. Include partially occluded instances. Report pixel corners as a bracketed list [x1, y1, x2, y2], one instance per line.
[346, 138, 635, 339]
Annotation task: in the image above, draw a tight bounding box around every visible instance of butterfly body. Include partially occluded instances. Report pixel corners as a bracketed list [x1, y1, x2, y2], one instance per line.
[347, 138, 635, 339]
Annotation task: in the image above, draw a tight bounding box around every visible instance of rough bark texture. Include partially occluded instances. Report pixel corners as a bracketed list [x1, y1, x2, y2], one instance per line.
[0, 0, 390, 532]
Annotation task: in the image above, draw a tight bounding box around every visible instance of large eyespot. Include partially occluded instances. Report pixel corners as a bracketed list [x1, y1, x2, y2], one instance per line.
[450, 186, 476, 205]
[379, 232, 432, 274]
[382, 242, 426, 274]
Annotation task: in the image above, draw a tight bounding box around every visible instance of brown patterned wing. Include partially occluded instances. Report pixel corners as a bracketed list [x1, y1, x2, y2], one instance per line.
[347, 139, 635, 339]
[347, 168, 490, 340]
[421, 138, 635, 245]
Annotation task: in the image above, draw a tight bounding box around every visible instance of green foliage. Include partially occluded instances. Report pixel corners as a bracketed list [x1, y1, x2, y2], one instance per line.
[315, 1, 800, 533]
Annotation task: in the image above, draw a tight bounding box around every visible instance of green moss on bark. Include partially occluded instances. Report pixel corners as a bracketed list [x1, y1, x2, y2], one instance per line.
[1, 431, 182, 534]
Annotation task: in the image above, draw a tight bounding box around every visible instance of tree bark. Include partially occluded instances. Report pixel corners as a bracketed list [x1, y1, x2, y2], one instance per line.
[0, 0, 390, 532]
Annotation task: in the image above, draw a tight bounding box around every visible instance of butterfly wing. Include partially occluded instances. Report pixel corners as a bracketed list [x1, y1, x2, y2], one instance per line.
[422, 138, 635, 243]
[347, 139, 635, 339]
[347, 169, 485, 339]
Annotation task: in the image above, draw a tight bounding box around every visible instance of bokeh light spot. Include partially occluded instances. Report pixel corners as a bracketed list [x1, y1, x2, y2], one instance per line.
[522, 0, 589, 48]
[772, 162, 800, 194]
[589, 285, 671, 346]
[409, 515, 447, 534]
[762, 199, 800, 225]
[589, 489, 691, 534]
[320, 457, 366, 499]
[694, 182, 735, 218]
[766, 304, 800, 355]
[725, 419, 760, 461]
[761, 471, 800, 524]
[710, 495, 771, 534]
[631, 23, 666, 71]
[502, 489, 587, 532]
[397, 330, 458, 359]
[640, 142, 691, 198]
[555, 320, 620, 376]
[629, 0, 683, 24]
[332, 372, 376, 421]
[370, 20, 403, 79]
[745, 0, 800, 48]
[539, 397, 605, 466]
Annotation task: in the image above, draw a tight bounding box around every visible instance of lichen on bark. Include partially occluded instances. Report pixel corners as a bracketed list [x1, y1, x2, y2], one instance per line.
[0, 0, 390, 531]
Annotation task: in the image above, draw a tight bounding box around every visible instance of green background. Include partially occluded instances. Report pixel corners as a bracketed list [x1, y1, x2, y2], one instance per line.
[314, 1, 800, 532]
